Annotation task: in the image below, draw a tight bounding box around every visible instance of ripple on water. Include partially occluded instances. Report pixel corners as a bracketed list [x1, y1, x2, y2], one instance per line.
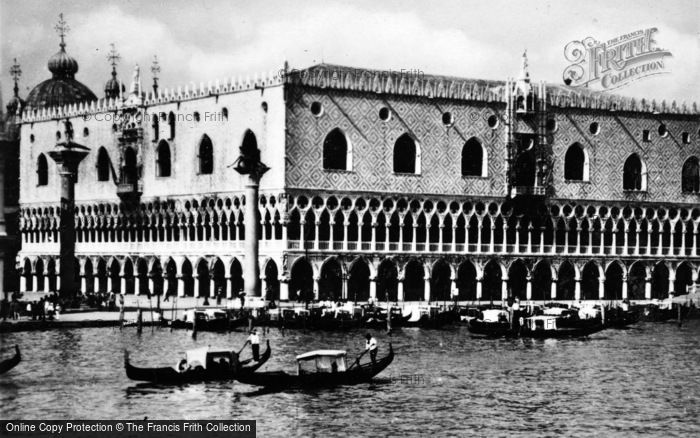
[1, 322, 699, 436]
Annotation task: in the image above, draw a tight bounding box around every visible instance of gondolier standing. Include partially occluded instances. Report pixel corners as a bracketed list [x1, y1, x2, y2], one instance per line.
[246, 329, 261, 361]
[365, 333, 378, 364]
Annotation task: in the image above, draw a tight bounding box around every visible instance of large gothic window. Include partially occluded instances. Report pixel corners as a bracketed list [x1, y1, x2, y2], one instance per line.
[323, 128, 349, 170]
[37, 154, 48, 186]
[96, 147, 111, 182]
[462, 137, 485, 177]
[123, 147, 138, 184]
[156, 140, 171, 177]
[623, 154, 646, 191]
[198, 135, 213, 174]
[393, 133, 419, 174]
[682, 156, 700, 193]
[564, 143, 587, 181]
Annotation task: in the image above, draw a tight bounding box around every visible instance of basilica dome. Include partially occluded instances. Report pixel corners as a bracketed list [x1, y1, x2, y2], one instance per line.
[25, 43, 97, 109]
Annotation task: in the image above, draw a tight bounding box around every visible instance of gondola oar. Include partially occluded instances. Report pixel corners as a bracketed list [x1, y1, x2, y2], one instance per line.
[347, 349, 368, 370]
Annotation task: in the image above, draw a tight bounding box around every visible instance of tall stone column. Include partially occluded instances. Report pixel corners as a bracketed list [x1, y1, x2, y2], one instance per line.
[397, 277, 404, 302]
[47, 138, 89, 298]
[234, 148, 269, 298]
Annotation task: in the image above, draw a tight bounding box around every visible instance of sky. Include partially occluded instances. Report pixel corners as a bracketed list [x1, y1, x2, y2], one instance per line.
[0, 0, 698, 107]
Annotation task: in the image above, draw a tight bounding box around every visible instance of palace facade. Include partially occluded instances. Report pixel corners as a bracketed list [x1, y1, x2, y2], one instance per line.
[13, 39, 700, 303]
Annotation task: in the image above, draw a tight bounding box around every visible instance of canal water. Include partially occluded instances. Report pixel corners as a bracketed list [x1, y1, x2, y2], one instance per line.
[1, 321, 699, 437]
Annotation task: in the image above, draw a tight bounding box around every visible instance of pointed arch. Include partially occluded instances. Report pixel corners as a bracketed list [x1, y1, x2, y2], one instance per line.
[681, 156, 700, 193]
[290, 257, 313, 302]
[628, 262, 647, 300]
[482, 259, 503, 302]
[457, 260, 477, 300]
[156, 140, 171, 177]
[198, 134, 214, 174]
[557, 261, 576, 300]
[393, 133, 420, 174]
[431, 259, 452, 302]
[96, 147, 111, 182]
[403, 259, 424, 301]
[377, 258, 398, 302]
[323, 128, 351, 171]
[462, 137, 487, 177]
[168, 111, 176, 139]
[623, 153, 647, 191]
[319, 257, 343, 301]
[564, 142, 589, 181]
[348, 258, 370, 302]
[37, 154, 49, 186]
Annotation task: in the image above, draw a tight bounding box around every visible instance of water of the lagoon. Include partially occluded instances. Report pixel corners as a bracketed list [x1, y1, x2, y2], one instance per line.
[1, 322, 699, 437]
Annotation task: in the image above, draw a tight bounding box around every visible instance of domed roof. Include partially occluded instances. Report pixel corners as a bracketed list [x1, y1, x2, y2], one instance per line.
[104, 76, 121, 98]
[48, 49, 79, 78]
[26, 44, 97, 109]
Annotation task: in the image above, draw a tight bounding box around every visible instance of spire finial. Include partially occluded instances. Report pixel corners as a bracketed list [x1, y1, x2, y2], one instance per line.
[150, 55, 161, 94]
[10, 58, 22, 98]
[519, 49, 530, 82]
[55, 13, 70, 51]
[107, 43, 120, 78]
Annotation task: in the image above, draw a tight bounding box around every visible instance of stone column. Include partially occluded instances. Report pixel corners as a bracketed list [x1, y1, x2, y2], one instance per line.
[80, 276, 87, 295]
[645, 276, 652, 300]
[178, 275, 186, 298]
[225, 276, 233, 299]
[397, 278, 405, 302]
[20, 276, 27, 293]
[424, 277, 431, 302]
[621, 277, 628, 300]
[369, 277, 377, 300]
[550, 279, 557, 300]
[193, 274, 200, 298]
[598, 278, 605, 300]
[343, 221, 349, 250]
[279, 278, 289, 301]
[313, 276, 320, 300]
[341, 274, 348, 300]
[451, 278, 458, 298]
[242, 176, 264, 297]
[120, 276, 126, 295]
[501, 276, 508, 300]
[47, 140, 89, 298]
[476, 277, 483, 300]
[94, 276, 100, 294]
[574, 279, 581, 301]
[526, 276, 532, 301]
[411, 224, 418, 252]
[588, 229, 594, 255]
[692, 228, 698, 257]
[210, 277, 217, 298]
[135, 277, 141, 296]
[107, 276, 113, 294]
[634, 229, 640, 255]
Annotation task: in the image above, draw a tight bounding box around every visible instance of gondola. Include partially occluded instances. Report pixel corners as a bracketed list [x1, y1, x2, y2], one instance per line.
[467, 309, 512, 336]
[0, 345, 21, 375]
[125, 340, 270, 384]
[235, 344, 394, 389]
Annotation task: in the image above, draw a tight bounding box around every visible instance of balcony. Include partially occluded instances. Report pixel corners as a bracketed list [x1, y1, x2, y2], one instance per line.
[512, 186, 546, 197]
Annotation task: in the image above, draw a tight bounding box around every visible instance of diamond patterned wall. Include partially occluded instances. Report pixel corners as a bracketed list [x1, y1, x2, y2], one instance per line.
[286, 85, 700, 205]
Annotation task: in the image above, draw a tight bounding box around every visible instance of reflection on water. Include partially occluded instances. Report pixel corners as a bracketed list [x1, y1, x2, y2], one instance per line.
[1, 322, 700, 436]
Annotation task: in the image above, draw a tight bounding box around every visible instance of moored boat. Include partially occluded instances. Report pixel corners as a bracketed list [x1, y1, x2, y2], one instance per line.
[467, 309, 512, 336]
[125, 340, 270, 384]
[235, 344, 394, 389]
[520, 315, 604, 338]
[0, 345, 21, 375]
